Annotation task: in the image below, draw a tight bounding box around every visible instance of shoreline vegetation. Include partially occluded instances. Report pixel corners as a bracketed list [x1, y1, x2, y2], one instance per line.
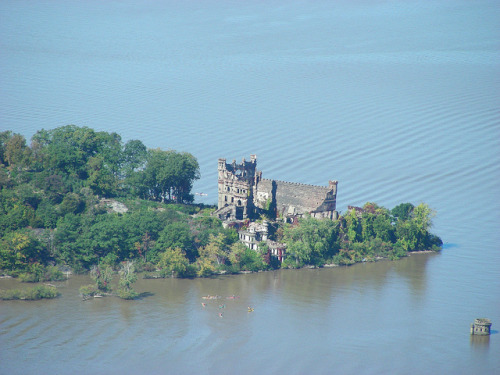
[0, 126, 442, 300]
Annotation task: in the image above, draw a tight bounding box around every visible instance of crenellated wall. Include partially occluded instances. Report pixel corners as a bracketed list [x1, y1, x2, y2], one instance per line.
[256, 179, 337, 219]
[215, 154, 338, 221]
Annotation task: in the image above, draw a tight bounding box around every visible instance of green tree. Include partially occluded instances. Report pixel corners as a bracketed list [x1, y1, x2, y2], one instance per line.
[196, 233, 229, 276]
[412, 203, 435, 233]
[86, 156, 118, 197]
[228, 242, 246, 268]
[121, 139, 147, 177]
[90, 264, 114, 292]
[239, 247, 268, 271]
[391, 203, 414, 222]
[59, 192, 84, 216]
[168, 152, 200, 203]
[4, 133, 29, 168]
[155, 221, 195, 261]
[143, 149, 200, 203]
[0, 231, 48, 273]
[118, 260, 138, 299]
[345, 210, 362, 243]
[157, 247, 191, 277]
[32, 125, 123, 188]
[0, 131, 13, 166]
[372, 213, 394, 242]
[283, 216, 339, 266]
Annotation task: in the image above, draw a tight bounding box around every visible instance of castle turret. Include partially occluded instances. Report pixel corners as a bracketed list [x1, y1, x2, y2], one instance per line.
[216, 155, 259, 220]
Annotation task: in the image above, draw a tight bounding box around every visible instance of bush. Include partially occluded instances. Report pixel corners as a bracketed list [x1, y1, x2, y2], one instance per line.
[117, 287, 139, 300]
[45, 265, 65, 281]
[18, 272, 41, 283]
[0, 285, 60, 300]
[0, 289, 22, 300]
[79, 284, 99, 298]
[19, 265, 65, 282]
[181, 264, 198, 278]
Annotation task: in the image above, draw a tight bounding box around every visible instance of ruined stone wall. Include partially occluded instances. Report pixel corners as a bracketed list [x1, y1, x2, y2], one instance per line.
[255, 179, 336, 217]
[254, 179, 274, 208]
[216, 154, 337, 221]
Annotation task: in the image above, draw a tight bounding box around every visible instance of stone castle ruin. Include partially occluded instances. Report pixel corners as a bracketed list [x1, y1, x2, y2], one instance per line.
[214, 155, 338, 222]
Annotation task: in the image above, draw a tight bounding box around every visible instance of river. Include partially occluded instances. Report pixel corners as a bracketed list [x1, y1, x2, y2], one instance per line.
[1, 0, 499, 374]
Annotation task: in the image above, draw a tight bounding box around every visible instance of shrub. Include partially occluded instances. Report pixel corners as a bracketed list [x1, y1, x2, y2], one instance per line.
[45, 265, 65, 281]
[79, 284, 99, 298]
[19, 265, 65, 282]
[117, 287, 139, 300]
[0, 285, 60, 300]
[0, 289, 21, 300]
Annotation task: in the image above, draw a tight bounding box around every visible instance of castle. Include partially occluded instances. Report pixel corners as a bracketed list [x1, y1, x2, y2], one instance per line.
[214, 155, 338, 222]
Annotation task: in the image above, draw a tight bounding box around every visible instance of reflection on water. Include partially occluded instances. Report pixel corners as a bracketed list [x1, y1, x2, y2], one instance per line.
[470, 334, 490, 350]
[1, 252, 499, 375]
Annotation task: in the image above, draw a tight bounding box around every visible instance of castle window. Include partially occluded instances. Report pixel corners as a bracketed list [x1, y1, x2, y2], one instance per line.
[237, 200, 241, 206]
[231, 197, 234, 203]
[225, 196, 227, 202]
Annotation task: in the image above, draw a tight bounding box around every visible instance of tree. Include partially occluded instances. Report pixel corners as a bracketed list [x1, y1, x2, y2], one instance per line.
[196, 233, 229, 276]
[86, 156, 118, 197]
[59, 192, 84, 215]
[283, 216, 339, 266]
[32, 125, 123, 186]
[90, 264, 114, 292]
[373, 213, 394, 242]
[154, 222, 195, 261]
[228, 242, 246, 267]
[4, 133, 29, 168]
[142, 149, 200, 203]
[345, 210, 362, 243]
[412, 203, 435, 232]
[0, 231, 48, 273]
[157, 247, 191, 278]
[0, 131, 13, 166]
[168, 152, 200, 203]
[391, 203, 414, 222]
[121, 139, 147, 177]
[239, 247, 268, 272]
[118, 260, 138, 299]
[134, 232, 154, 262]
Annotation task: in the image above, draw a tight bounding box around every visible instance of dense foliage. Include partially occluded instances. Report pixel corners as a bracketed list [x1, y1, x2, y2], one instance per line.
[0, 126, 442, 283]
[281, 202, 442, 268]
[0, 126, 211, 276]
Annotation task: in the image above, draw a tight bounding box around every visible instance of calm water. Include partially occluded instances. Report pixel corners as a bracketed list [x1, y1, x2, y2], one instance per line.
[1, 0, 499, 374]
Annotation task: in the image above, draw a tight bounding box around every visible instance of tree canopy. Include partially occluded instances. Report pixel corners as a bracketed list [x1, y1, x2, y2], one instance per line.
[0, 125, 442, 280]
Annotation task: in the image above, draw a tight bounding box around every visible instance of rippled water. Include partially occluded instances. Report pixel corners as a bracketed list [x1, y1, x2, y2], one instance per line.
[1, 0, 499, 374]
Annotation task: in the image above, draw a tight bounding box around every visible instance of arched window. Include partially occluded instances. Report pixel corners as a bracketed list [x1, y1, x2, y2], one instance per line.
[237, 200, 241, 206]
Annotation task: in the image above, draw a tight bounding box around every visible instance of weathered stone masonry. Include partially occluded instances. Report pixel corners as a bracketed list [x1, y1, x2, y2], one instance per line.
[215, 155, 338, 222]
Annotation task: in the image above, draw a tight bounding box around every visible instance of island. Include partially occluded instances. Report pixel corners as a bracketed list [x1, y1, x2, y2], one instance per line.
[0, 126, 442, 299]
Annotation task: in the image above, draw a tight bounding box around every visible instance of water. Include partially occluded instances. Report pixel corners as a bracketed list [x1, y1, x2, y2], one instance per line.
[1, 0, 499, 374]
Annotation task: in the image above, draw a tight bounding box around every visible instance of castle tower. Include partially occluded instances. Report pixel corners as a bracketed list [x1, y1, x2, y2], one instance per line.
[217, 155, 258, 220]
